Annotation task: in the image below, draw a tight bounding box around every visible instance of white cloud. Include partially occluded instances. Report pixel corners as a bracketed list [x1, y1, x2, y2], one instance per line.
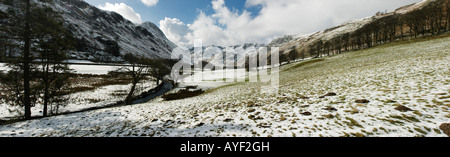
[98, 3, 143, 24]
[159, 17, 191, 47]
[140, 0, 159, 7]
[161, 0, 421, 47]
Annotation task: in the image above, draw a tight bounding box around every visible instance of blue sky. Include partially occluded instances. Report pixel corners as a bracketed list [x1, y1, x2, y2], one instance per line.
[85, 0, 422, 47]
[85, 0, 261, 25]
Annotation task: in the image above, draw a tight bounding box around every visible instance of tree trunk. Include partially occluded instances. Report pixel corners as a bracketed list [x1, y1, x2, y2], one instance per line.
[447, 5, 450, 31]
[400, 23, 404, 40]
[23, 0, 32, 119]
[43, 84, 49, 117]
[446, 12, 449, 31]
[42, 62, 49, 117]
[125, 81, 137, 105]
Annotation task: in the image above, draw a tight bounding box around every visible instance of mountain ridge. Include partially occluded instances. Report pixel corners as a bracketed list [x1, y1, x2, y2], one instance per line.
[36, 0, 177, 62]
[269, 0, 434, 54]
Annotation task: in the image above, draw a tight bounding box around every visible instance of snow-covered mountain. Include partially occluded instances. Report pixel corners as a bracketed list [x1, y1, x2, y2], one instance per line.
[187, 43, 265, 66]
[39, 0, 177, 62]
[269, 0, 432, 54]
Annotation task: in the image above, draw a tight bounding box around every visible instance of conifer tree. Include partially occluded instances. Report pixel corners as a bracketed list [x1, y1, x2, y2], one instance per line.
[0, 0, 74, 118]
[34, 6, 75, 116]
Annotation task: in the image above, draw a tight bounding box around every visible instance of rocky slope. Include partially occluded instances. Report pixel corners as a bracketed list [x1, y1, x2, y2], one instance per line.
[36, 0, 177, 62]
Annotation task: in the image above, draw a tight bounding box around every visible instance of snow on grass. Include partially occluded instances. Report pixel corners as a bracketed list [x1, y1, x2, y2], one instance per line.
[1, 61, 120, 75]
[0, 61, 140, 118]
[69, 64, 119, 75]
[0, 79, 156, 119]
[176, 69, 250, 91]
[61, 80, 155, 113]
[0, 35, 449, 137]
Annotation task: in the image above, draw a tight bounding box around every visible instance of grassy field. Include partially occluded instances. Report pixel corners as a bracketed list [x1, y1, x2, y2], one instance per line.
[0, 35, 449, 137]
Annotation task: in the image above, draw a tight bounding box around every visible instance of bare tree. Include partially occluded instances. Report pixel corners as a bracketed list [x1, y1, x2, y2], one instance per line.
[288, 46, 299, 63]
[279, 51, 289, 64]
[308, 43, 317, 58]
[145, 59, 172, 86]
[406, 9, 426, 38]
[323, 41, 331, 56]
[299, 50, 306, 60]
[342, 33, 350, 52]
[351, 30, 363, 50]
[119, 53, 149, 105]
[332, 36, 342, 54]
[360, 23, 374, 48]
[316, 40, 323, 57]
[423, 1, 443, 35]
[445, 0, 450, 31]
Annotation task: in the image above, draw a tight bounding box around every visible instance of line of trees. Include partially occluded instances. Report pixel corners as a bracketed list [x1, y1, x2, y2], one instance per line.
[286, 0, 450, 61]
[0, 0, 75, 118]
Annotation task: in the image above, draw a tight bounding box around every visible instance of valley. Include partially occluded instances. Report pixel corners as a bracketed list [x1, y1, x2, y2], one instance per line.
[0, 34, 448, 137]
[0, 0, 449, 138]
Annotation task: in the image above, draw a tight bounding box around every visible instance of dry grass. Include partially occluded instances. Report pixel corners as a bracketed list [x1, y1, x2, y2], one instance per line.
[284, 58, 326, 71]
[67, 74, 130, 94]
[162, 89, 205, 101]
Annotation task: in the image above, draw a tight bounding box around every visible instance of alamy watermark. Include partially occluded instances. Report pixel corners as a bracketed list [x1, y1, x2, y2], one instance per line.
[170, 39, 280, 95]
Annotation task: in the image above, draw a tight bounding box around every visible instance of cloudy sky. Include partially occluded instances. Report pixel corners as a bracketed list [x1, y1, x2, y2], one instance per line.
[85, 0, 422, 47]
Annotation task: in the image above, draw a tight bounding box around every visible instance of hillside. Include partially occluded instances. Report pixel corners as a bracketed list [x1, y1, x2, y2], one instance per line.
[269, 0, 445, 56]
[188, 43, 265, 66]
[1, 34, 448, 137]
[0, 0, 177, 62]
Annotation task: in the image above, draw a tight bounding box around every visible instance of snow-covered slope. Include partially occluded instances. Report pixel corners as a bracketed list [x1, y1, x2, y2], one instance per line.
[188, 43, 265, 66]
[270, 0, 432, 53]
[44, 0, 177, 61]
[139, 22, 178, 49]
[1, 33, 448, 137]
[270, 15, 375, 54]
